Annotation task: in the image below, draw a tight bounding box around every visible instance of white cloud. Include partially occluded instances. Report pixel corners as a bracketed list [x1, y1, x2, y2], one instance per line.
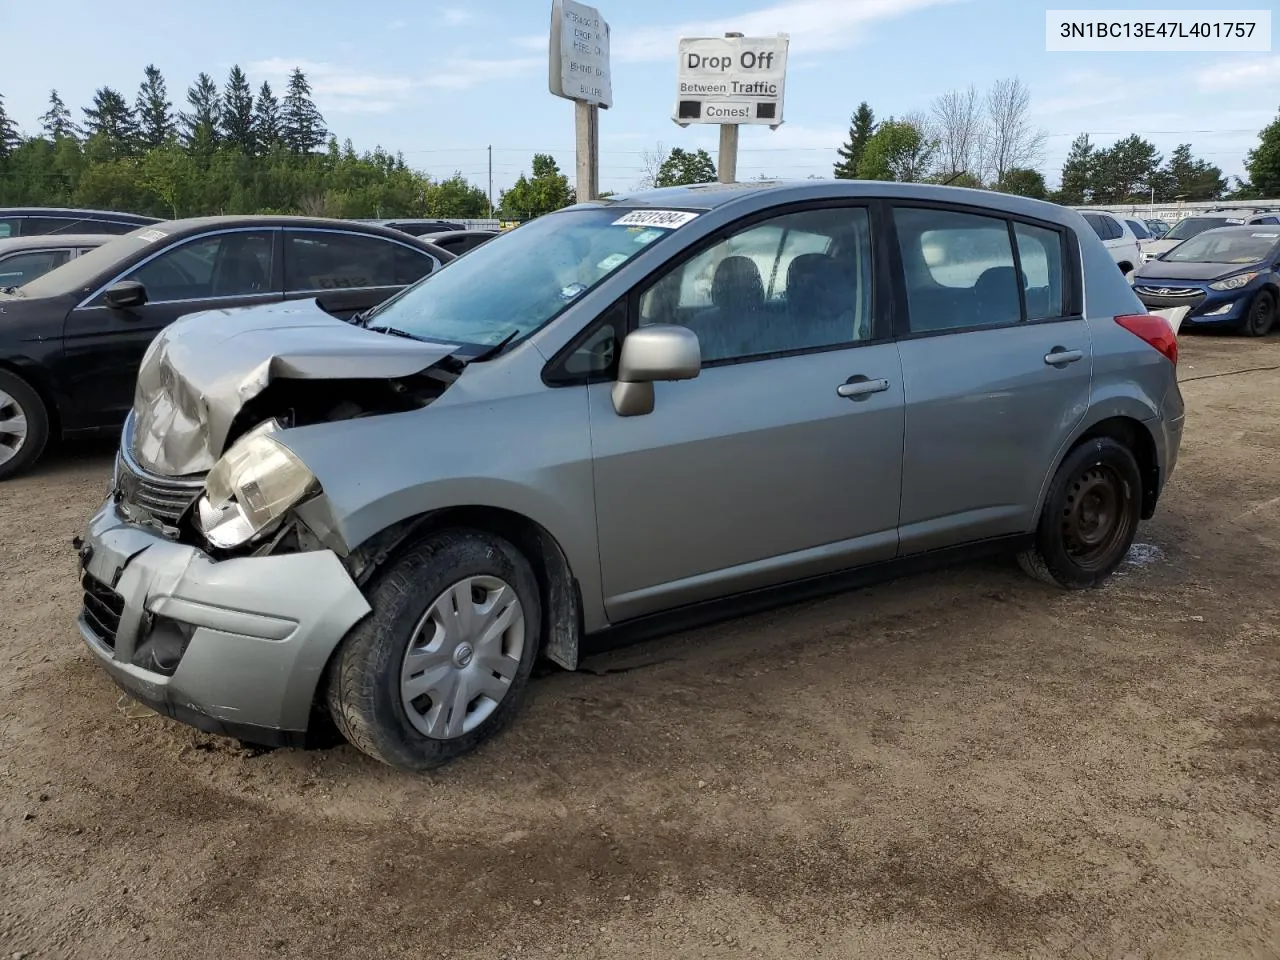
[1194, 56, 1280, 92]
[613, 0, 964, 61]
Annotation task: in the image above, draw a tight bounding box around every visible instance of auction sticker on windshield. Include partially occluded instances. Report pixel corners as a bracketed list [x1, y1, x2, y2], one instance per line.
[136, 229, 168, 243]
[612, 210, 700, 229]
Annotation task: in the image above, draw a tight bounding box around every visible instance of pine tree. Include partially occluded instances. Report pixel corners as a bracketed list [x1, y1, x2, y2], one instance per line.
[834, 102, 875, 179]
[181, 72, 221, 150]
[1246, 107, 1280, 198]
[82, 87, 138, 155]
[1055, 133, 1094, 204]
[135, 65, 176, 149]
[0, 93, 19, 159]
[253, 82, 281, 153]
[281, 68, 327, 154]
[40, 89, 78, 140]
[221, 65, 255, 153]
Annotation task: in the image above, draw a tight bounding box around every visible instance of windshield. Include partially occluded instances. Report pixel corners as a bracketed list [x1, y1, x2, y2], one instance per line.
[1165, 231, 1279, 264]
[1165, 217, 1239, 241]
[360, 206, 698, 347]
[17, 225, 169, 298]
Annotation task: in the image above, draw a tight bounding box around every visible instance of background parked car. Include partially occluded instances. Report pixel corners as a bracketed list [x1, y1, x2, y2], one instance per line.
[356, 218, 466, 237]
[0, 215, 454, 479]
[1144, 219, 1170, 238]
[424, 229, 499, 257]
[0, 234, 111, 288]
[0, 207, 159, 238]
[1133, 225, 1280, 337]
[1081, 211, 1141, 276]
[1141, 208, 1280, 263]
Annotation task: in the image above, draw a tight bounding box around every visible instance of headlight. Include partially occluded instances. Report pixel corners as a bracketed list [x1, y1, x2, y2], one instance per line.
[194, 420, 317, 549]
[1209, 272, 1259, 292]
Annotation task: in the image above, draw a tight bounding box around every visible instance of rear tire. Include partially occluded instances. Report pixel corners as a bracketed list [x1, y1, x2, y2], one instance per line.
[1017, 437, 1142, 590]
[326, 528, 542, 771]
[0, 369, 50, 482]
[1241, 290, 1275, 338]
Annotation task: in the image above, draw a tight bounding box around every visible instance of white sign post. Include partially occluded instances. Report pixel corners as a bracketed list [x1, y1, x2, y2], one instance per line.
[673, 33, 789, 183]
[549, 0, 612, 203]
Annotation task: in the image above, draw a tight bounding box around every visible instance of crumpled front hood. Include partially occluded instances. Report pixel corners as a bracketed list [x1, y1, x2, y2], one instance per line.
[131, 299, 457, 476]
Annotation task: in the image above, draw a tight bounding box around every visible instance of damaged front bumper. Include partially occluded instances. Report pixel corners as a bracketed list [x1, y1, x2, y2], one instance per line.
[76, 498, 371, 746]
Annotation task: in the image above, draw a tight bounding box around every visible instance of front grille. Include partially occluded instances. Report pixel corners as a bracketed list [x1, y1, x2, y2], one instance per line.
[82, 573, 125, 649]
[114, 449, 204, 526]
[1134, 285, 1201, 298]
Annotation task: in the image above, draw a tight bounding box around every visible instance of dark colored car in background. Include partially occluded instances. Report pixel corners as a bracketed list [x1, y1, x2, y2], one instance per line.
[0, 215, 453, 479]
[356, 218, 467, 237]
[1134, 226, 1280, 337]
[425, 229, 499, 257]
[0, 234, 112, 287]
[0, 207, 160, 238]
[1144, 219, 1170, 238]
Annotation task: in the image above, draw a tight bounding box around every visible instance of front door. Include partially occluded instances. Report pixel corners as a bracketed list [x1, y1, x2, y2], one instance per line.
[589, 203, 905, 623]
[60, 228, 281, 431]
[889, 205, 1093, 553]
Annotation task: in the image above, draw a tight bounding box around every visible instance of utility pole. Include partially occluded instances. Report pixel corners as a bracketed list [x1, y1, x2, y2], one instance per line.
[575, 101, 600, 203]
[488, 145, 494, 218]
[716, 31, 743, 184]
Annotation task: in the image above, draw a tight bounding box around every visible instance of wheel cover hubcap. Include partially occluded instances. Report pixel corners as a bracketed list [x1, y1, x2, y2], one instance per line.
[0, 388, 29, 467]
[399, 575, 525, 740]
[1061, 465, 1131, 571]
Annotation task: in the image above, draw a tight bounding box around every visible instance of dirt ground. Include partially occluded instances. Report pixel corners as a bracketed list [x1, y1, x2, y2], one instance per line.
[1, 333, 1278, 960]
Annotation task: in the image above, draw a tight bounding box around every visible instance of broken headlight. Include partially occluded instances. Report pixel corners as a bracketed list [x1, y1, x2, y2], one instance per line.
[194, 420, 317, 549]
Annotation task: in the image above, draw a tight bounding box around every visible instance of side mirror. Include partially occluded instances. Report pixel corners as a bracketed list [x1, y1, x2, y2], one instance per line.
[612, 324, 701, 417]
[104, 280, 148, 310]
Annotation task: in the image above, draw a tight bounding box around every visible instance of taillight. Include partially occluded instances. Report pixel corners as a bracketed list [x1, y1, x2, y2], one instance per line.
[1115, 313, 1177, 366]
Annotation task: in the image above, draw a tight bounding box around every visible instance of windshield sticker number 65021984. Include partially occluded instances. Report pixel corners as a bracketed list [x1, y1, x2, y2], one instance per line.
[612, 210, 699, 229]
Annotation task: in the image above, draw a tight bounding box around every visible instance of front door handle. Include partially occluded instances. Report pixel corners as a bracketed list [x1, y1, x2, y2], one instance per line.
[1044, 348, 1084, 366]
[837, 376, 890, 400]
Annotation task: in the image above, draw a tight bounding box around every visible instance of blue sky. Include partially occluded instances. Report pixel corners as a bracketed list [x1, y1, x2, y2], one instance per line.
[1, 0, 1276, 196]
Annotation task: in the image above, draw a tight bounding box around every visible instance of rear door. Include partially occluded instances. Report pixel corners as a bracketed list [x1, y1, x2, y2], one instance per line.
[60, 228, 282, 430]
[282, 228, 439, 319]
[586, 202, 905, 622]
[890, 204, 1092, 553]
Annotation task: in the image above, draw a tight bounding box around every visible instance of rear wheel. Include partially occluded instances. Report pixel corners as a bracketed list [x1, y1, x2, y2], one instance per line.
[0, 370, 50, 482]
[1017, 437, 1142, 589]
[326, 529, 542, 771]
[1241, 290, 1275, 338]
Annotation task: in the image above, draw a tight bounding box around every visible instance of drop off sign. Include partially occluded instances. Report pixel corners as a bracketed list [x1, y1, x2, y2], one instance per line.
[673, 35, 789, 126]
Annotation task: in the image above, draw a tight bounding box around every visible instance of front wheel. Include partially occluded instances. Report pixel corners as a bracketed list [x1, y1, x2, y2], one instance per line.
[1017, 437, 1143, 589]
[0, 370, 50, 482]
[326, 529, 542, 771]
[1241, 290, 1275, 338]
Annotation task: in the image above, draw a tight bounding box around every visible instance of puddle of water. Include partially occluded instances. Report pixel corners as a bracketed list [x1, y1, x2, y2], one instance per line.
[1124, 542, 1165, 567]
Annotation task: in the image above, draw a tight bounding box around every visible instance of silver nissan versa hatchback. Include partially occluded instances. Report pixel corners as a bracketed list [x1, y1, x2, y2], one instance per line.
[76, 181, 1185, 771]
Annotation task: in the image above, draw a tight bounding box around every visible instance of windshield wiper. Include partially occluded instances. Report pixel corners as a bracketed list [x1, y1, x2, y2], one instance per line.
[465, 329, 521, 365]
[365, 324, 430, 342]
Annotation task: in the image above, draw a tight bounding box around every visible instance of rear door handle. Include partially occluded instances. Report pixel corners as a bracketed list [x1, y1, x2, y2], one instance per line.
[1044, 348, 1084, 366]
[837, 376, 890, 400]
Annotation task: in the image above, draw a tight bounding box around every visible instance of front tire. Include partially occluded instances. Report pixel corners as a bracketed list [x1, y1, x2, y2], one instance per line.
[1017, 437, 1142, 589]
[326, 529, 542, 771]
[1241, 290, 1275, 338]
[0, 370, 50, 482]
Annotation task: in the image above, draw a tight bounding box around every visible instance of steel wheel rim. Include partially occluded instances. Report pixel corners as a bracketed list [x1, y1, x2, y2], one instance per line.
[399, 575, 525, 740]
[1252, 297, 1274, 334]
[1060, 464, 1132, 571]
[0, 388, 28, 467]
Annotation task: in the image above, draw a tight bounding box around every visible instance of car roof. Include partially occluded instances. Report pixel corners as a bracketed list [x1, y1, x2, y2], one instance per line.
[428, 229, 499, 241]
[0, 207, 159, 223]
[0, 233, 113, 251]
[136, 215, 451, 249]
[1193, 225, 1280, 238]
[591, 178, 1079, 222]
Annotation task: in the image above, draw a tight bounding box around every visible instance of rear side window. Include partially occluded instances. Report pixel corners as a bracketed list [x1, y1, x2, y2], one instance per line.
[0, 218, 16, 238]
[1254, 216, 1280, 225]
[1082, 213, 1106, 240]
[285, 230, 433, 291]
[0, 249, 71, 287]
[1013, 223, 1064, 321]
[894, 207, 1020, 332]
[1126, 220, 1150, 239]
[1100, 215, 1123, 240]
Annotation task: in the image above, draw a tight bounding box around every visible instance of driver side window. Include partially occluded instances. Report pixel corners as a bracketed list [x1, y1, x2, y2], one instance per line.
[115, 231, 275, 303]
[638, 207, 874, 364]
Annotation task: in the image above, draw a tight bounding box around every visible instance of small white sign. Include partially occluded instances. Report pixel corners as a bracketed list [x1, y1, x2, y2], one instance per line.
[674, 35, 789, 127]
[612, 210, 700, 229]
[549, 0, 612, 108]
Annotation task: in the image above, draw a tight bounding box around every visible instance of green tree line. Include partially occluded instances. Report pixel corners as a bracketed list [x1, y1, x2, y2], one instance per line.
[0, 64, 497, 220]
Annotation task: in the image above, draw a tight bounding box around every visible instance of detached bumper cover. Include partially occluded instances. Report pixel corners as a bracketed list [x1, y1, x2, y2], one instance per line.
[77, 499, 371, 743]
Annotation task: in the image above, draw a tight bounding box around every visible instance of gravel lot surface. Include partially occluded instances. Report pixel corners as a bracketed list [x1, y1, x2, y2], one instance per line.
[2, 334, 1278, 960]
